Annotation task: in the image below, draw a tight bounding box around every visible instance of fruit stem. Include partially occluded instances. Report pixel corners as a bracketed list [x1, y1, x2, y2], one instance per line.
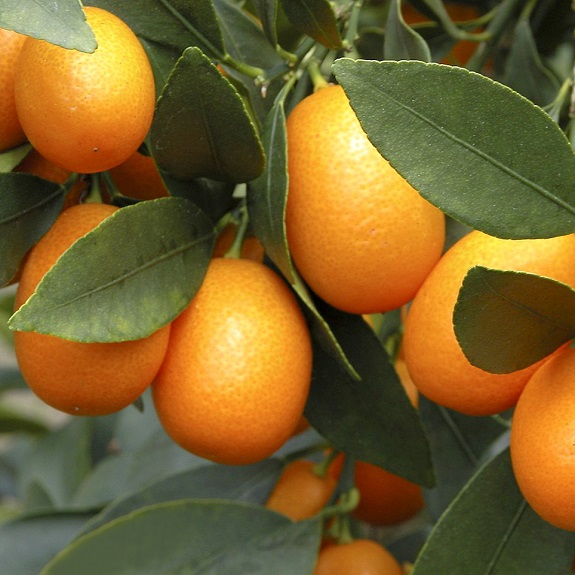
[319, 487, 361, 522]
[313, 448, 340, 479]
[224, 203, 250, 259]
[85, 173, 105, 204]
[307, 58, 329, 92]
[221, 53, 265, 81]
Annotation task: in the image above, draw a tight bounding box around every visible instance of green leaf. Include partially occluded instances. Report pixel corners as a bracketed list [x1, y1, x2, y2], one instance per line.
[453, 266, 575, 374]
[83, 0, 227, 59]
[79, 459, 282, 535]
[332, 58, 575, 239]
[0, 511, 94, 575]
[504, 20, 561, 108]
[248, 99, 293, 282]
[0, 173, 64, 288]
[20, 419, 92, 512]
[213, 0, 282, 70]
[384, 0, 431, 61]
[0, 0, 96, 52]
[252, 0, 279, 46]
[280, 0, 342, 50]
[9, 197, 214, 342]
[419, 397, 509, 520]
[72, 424, 206, 509]
[411, 449, 575, 575]
[151, 47, 265, 183]
[41, 500, 321, 575]
[305, 304, 435, 487]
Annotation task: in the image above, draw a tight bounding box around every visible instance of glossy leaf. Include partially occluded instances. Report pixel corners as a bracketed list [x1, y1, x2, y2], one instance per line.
[151, 47, 265, 182]
[83, 0, 226, 59]
[412, 449, 575, 575]
[247, 99, 293, 282]
[280, 0, 342, 50]
[0, 173, 64, 287]
[80, 459, 282, 535]
[333, 58, 575, 239]
[419, 397, 509, 520]
[305, 304, 434, 487]
[384, 0, 431, 61]
[0, 511, 94, 575]
[504, 20, 560, 108]
[454, 266, 575, 374]
[0, 0, 96, 51]
[41, 500, 321, 575]
[9, 197, 214, 342]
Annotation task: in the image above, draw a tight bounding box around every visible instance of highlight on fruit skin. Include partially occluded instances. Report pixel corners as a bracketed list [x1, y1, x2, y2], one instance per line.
[12, 203, 171, 416]
[152, 257, 313, 466]
[285, 83, 445, 315]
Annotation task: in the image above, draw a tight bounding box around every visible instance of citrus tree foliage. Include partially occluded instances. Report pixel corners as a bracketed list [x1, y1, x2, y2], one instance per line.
[1, 0, 575, 574]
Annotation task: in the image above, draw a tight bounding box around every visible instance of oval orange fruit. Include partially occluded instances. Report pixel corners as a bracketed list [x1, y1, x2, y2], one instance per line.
[152, 257, 312, 465]
[14, 6, 155, 173]
[510, 345, 575, 531]
[285, 84, 445, 314]
[403, 229, 575, 416]
[13, 203, 171, 416]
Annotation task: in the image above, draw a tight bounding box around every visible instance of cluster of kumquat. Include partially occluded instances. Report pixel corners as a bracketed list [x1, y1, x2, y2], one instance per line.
[3, 4, 575, 573]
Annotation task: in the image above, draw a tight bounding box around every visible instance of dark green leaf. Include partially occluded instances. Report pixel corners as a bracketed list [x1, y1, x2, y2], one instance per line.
[248, 99, 293, 282]
[41, 500, 321, 575]
[384, 0, 431, 61]
[454, 266, 575, 374]
[151, 47, 265, 183]
[280, 0, 342, 50]
[412, 449, 575, 575]
[79, 459, 282, 535]
[252, 0, 279, 46]
[20, 419, 92, 512]
[0, 173, 64, 287]
[0, 0, 96, 51]
[0, 511, 94, 575]
[332, 58, 575, 239]
[419, 397, 509, 520]
[162, 173, 236, 224]
[213, 0, 282, 70]
[504, 19, 561, 108]
[305, 304, 434, 487]
[9, 197, 214, 342]
[83, 0, 226, 59]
